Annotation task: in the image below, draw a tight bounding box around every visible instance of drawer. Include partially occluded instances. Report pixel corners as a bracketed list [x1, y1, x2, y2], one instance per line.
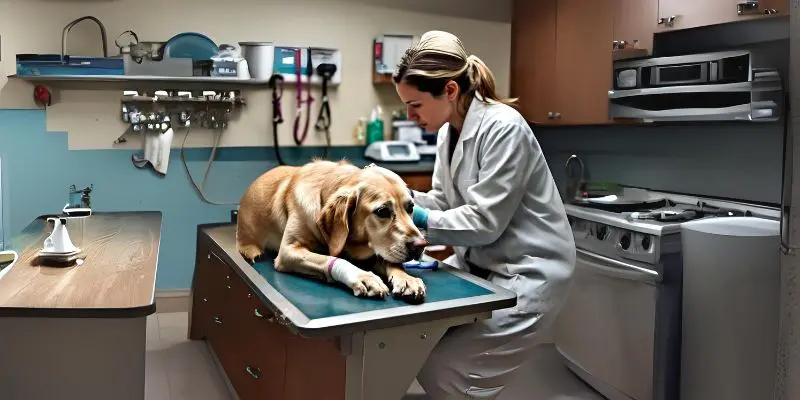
[191, 250, 235, 339]
[226, 292, 288, 400]
[213, 274, 289, 400]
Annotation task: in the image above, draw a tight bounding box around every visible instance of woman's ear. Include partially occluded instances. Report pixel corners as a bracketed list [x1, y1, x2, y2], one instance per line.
[445, 80, 459, 101]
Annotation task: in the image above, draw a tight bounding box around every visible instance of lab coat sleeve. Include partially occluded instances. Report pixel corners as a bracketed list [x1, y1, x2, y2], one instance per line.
[411, 158, 450, 211]
[425, 122, 534, 247]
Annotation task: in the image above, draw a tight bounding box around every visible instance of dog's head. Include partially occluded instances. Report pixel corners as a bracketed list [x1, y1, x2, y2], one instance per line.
[316, 166, 427, 263]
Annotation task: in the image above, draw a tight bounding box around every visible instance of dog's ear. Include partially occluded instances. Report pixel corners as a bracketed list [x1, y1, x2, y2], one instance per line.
[317, 186, 360, 257]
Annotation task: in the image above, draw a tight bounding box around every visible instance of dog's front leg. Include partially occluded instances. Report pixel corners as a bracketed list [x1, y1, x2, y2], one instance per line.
[372, 260, 427, 303]
[276, 241, 390, 298]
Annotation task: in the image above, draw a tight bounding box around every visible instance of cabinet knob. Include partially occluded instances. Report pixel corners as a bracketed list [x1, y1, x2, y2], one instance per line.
[245, 366, 262, 379]
[213, 316, 223, 325]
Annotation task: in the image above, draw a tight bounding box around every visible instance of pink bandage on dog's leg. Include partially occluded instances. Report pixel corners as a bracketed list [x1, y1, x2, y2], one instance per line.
[327, 256, 338, 280]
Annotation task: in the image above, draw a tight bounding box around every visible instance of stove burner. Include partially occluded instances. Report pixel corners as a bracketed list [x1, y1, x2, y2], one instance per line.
[626, 201, 753, 222]
[575, 199, 673, 213]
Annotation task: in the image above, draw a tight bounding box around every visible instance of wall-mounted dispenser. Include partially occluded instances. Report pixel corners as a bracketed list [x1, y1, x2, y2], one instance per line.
[272, 46, 342, 85]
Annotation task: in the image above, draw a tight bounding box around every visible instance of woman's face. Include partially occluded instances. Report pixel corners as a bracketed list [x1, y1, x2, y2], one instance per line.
[395, 80, 458, 133]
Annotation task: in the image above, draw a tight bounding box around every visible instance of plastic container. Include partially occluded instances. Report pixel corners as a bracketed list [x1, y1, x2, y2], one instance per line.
[239, 42, 274, 80]
[366, 105, 385, 145]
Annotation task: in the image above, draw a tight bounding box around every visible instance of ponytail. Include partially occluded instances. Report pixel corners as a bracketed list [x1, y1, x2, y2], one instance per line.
[461, 55, 518, 116]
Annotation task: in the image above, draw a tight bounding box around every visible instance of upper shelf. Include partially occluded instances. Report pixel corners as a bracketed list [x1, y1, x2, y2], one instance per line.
[7, 74, 272, 91]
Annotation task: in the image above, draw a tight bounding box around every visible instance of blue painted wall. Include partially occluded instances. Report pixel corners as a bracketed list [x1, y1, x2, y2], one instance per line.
[0, 109, 382, 289]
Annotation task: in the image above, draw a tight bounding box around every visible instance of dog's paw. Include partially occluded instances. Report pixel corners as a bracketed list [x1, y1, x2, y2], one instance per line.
[238, 244, 263, 264]
[351, 272, 390, 298]
[389, 273, 426, 303]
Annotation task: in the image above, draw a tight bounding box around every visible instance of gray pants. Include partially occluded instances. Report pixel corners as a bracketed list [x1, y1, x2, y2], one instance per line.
[417, 255, 550, 399]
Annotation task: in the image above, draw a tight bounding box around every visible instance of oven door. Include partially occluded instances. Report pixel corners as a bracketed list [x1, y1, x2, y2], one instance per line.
[554, 248, 660, 400]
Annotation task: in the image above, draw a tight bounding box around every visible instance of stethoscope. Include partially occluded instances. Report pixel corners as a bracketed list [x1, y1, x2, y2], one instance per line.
[292, 48, 314, 146]
[314, 63, 337, 153]
[268, 74, 287, 165]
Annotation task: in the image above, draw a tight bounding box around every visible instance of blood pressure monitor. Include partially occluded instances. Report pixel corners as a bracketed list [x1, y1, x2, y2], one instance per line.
[364, 141, 421, 162]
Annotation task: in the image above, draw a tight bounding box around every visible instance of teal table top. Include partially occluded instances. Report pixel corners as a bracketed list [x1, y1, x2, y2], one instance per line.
[201, 224, 517, 337]
[251, 257, 492, 320]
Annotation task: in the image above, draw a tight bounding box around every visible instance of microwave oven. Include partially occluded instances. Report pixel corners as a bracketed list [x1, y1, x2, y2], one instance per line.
[608, 49, 783, 122]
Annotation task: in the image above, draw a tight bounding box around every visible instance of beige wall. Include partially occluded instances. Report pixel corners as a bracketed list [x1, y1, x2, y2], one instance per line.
[0, 0, 511, 150]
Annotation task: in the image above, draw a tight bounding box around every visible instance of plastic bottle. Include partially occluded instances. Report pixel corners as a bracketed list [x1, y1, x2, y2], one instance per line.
[366, 105, 385, 145]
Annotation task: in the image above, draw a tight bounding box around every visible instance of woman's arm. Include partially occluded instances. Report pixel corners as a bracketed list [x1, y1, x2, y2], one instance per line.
[409, 151, 450, 211]
[414, 121, 535, 247]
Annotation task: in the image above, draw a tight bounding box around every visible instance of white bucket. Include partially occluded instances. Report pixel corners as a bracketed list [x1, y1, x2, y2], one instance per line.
[239, 42, 274, 80]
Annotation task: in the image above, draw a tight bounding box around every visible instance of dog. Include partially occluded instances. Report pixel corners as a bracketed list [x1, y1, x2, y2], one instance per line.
[236, 159, 428, 302]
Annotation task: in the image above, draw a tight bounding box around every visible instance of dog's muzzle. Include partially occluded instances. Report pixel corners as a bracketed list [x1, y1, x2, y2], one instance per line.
[405, 241, 426, 262]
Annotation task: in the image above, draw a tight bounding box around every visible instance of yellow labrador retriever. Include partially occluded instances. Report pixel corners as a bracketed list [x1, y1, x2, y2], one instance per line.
[236, 159, 428, 301]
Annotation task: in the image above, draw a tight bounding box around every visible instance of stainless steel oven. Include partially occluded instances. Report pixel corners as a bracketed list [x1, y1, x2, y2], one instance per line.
[555, 205, 683, 400]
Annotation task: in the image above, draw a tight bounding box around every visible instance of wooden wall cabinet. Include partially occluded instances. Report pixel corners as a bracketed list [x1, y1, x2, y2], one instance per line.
[510, 0, 789, 127]
[511, 0, 627, 126]
[657, 0, 789, 31]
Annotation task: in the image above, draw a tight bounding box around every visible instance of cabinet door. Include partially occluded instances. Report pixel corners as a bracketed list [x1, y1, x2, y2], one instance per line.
[284, 335, 346, 400]
[657, 0, 779, 31]
[401, 173, 433, 192]
[554, 0, 615, 124]
[614, 0, 659, 54]
[510, 0, 557, 124]
[760, 0, 790, 13]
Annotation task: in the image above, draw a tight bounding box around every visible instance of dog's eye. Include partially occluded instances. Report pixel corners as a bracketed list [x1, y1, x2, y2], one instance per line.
[374, 206, 393, 219]
[405, 201, 414, 214]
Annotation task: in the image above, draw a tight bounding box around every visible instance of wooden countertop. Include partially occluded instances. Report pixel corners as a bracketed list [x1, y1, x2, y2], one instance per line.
[0, 212, 162, 318]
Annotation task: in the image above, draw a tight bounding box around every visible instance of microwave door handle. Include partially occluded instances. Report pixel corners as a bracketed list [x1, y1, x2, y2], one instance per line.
[576, 249, 661, 284]
[780, 92, 797, 255]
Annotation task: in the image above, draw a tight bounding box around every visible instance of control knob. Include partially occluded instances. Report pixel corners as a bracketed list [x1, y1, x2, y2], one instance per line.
[619, 233, 631, 250]
[596, 224, 608, 240]
[641, 235, 652, 251]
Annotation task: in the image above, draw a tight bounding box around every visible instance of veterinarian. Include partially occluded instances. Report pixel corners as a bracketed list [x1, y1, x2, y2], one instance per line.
[393, 30, 576, 399]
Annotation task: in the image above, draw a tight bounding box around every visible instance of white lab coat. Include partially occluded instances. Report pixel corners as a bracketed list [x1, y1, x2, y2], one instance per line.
[413, 95, 576, 399]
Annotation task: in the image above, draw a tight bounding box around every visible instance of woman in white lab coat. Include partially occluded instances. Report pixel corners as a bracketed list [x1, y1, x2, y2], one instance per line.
[394, 31, 577, 399]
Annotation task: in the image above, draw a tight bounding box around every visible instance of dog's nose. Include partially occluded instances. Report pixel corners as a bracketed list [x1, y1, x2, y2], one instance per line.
[406, 239, 427, 261]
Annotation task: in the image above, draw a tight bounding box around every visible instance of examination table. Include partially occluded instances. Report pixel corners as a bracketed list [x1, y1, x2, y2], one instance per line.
[189, 223, 517, 400]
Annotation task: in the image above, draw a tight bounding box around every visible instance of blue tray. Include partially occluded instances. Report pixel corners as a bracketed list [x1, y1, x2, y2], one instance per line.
[16, 54, 124, 76]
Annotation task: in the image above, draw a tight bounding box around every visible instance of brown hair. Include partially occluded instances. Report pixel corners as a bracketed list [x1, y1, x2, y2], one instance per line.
[393, 30, 518, 117]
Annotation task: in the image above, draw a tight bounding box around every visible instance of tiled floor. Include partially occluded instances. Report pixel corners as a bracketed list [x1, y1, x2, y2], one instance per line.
[146, 312, 603, 400]
[146, 312, 233, 400]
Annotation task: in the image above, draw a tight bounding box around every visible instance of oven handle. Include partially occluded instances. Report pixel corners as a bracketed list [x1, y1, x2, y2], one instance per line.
[577, 249, 662, 284]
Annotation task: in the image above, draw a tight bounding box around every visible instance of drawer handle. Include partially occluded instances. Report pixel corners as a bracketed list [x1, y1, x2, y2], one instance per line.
[245, 366, 262, 379]
[213, 316, 223, 325]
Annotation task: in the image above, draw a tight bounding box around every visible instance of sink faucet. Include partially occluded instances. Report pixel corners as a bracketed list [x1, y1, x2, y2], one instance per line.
[61, 16, 108, 63]
[564, 154, 585, 202]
